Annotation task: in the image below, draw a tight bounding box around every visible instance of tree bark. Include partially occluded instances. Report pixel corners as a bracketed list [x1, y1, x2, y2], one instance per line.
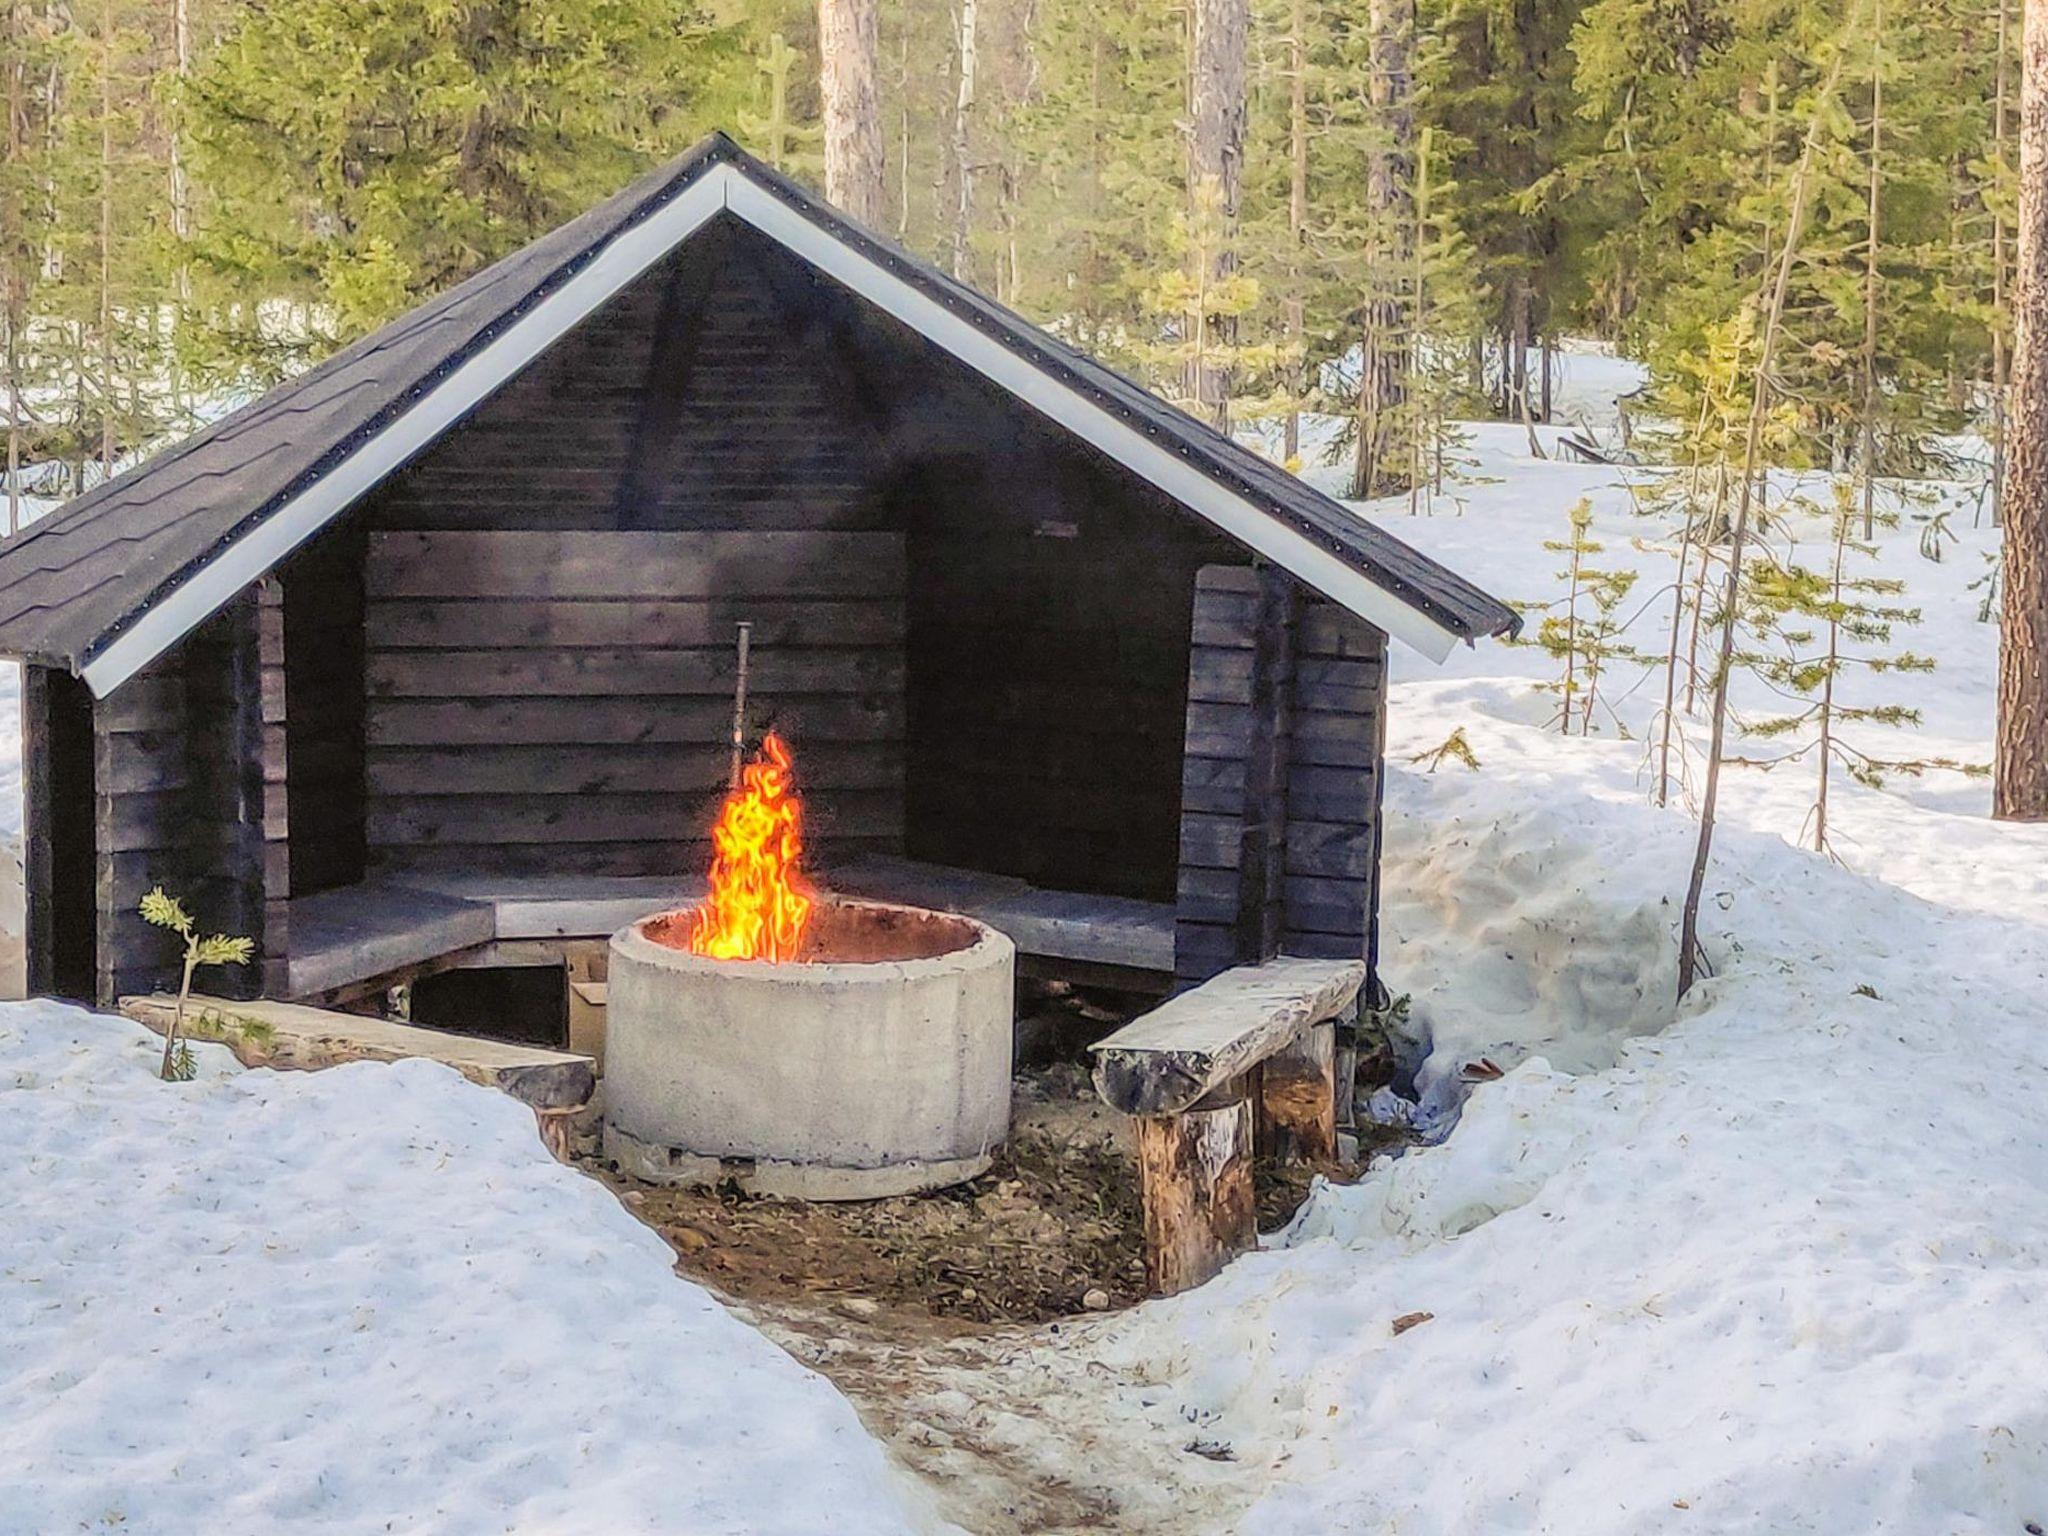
[1185, 0, 1247, 430]
[1283, 0, 1307, 464]
[1351, 0, 1412, 498]
[949, 0, 977, 279]
[819, 0, 885, 226]
[1997, 0, 2048, 819]
[4, 0, 24, 536]
[1137, 1089, 1255, 1295]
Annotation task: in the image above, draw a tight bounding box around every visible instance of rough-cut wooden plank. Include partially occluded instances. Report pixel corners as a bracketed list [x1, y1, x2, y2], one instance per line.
[366, 646, 902, 699]
[826, 853, 1176, 972]
[118, 993, 594, 1108]
[366, 742, 904, 798]
[285, 882, 496, 999]
[367, 597, 904, 651]
[1090, 957, 1367, 1116]
[1256, 1019, 1336, 1162]
[394, 872, 703, 939]
[366, 530, 904, 599]
[366, 694, 903, 748]
[1235, 568, 1295, 966]
[21, 667, 55, 996]
[365, 789, 904, 847]
[1137, 1088, 1255, 1296]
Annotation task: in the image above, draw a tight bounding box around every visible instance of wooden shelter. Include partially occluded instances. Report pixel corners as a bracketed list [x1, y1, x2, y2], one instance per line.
[0, 134, 1515, 1014]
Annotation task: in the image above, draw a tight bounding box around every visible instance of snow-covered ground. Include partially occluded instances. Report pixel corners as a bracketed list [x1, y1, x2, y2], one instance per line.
[5, 356, 2047, 1532]
[0, 1004, 948, 1535]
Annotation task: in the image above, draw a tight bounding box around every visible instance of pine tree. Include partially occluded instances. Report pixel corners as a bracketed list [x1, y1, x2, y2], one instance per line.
[1738, 484, 1956, 853]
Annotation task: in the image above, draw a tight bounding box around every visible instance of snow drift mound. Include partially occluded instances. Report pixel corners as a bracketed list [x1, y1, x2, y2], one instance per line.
[0, 1002, 942, 1536]
[1071, 721, 2048, 1536]
[1377, 729, 1682, 1129]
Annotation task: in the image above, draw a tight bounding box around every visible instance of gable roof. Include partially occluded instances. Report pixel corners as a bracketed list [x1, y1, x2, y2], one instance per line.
[0, 132, 1518, 696]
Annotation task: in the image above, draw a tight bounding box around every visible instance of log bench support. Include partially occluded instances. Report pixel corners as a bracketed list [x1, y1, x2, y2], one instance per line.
[1091, 956, 1366, 1296]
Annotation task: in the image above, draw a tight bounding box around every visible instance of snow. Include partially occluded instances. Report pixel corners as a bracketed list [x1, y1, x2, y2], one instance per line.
[6, 360, 2048, 1533]
[0, 1003, 946, 1536]
[1069, 703, 2048, 1533]
[1019, 398, 2048, 1532]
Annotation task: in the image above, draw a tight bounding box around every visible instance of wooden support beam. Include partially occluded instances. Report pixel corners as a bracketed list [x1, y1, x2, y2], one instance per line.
[1235, 565, 1296, 964]
[1136, 1086, 1256, 1296]
[1255, 1018, 1336, 1163]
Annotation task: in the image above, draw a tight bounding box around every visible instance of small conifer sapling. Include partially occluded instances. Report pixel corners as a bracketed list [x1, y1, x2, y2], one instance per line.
[139, 887, 253, 1082]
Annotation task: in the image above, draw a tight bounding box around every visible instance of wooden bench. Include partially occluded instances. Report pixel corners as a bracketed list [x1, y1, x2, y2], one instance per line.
[1089, 957, 1367, 1295]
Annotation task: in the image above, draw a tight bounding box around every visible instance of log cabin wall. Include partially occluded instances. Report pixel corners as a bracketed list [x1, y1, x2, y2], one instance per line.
[887, 387, 1235, 904]
[354, 221, 906, 879]
[1175, 565, 1389, 988]
[85, 595, 277, 1005]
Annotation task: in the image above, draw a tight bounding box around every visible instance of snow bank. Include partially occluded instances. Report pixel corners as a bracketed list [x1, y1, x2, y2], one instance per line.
[0, 1003, 942, 1536]
[1069, 715, 2048, 1532]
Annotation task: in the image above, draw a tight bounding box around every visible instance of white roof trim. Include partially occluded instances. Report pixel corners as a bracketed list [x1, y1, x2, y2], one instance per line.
[82, 160, 1457, 696]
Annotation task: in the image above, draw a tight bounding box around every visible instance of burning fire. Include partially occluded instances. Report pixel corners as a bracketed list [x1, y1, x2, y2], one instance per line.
[689, 732, 813, 963]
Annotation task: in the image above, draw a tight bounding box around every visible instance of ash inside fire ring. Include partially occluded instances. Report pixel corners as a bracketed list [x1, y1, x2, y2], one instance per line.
[641, 899, 983, 966]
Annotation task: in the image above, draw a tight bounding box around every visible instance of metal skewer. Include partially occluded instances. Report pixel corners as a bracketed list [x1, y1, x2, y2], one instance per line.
[728, 621, 753, 788]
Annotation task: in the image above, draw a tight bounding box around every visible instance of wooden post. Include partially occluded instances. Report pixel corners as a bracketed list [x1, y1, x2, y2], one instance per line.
[536, 1105, 580, 1162]
[1136, 1086, 1256, 1295]
[1236, 566, 1295, 963]
[1255, 1018, 1335, 1162]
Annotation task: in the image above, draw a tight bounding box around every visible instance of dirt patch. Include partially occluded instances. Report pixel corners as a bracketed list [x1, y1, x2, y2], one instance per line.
[583, 1061, 1389, 1327]
[582, 1065, 1150, 1323]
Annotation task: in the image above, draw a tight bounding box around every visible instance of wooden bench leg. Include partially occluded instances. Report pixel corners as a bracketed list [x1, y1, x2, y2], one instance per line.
[1256, 1019, 1336, 1163]
[1137, 1087, 1256, 1296]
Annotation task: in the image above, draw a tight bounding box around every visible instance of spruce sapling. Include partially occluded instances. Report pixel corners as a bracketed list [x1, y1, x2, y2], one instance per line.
[139, 887, 253, 1082]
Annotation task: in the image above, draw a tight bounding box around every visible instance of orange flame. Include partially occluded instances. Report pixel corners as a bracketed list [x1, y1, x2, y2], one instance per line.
[688, 732, 813, 963]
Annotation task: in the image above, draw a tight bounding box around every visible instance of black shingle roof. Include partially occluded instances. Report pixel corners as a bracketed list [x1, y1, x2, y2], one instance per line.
[0, 132, 1517, 678]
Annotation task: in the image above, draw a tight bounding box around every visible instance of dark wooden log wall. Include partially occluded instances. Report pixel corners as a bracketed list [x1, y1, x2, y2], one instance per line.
[279, 525, 366, 897]
[354, 222, 906, 879]
[85, 596, 277, 1004]
[22, 665, 96, 999]
[892, 413, 1232, 904]
[1175, 565, 1389, 988]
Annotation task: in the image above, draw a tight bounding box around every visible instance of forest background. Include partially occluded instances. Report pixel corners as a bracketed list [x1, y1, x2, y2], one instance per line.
[0, 0, 2016, 529]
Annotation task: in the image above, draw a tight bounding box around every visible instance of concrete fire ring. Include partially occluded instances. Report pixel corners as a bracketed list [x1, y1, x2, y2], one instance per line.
[602, 899, 1015, 1200]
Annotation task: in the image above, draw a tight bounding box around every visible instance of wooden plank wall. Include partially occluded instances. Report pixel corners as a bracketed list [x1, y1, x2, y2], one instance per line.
[896, 444, 1230, 903]
[361, 530, 906, 876]
[22, 665, 96, 999]
[90, 597, 276, 1004]
[353, 225, 906, 880]
[1175, 565, 1389, 988]
[279, 524, 366, 897]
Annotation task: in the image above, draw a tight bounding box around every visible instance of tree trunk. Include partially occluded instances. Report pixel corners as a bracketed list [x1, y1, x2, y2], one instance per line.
[1996, 0, 2048, 819]
[1185, 0, 1247, 431]
[97, 0, 114, 473]
[4, 0, 23, 537]
[1350, 0, 1412, 498]
[1858, 0, 1883, 539]
[949, 0, 977, 279]
[819, 0, 885, 226]
[1283, 0, 1307, 465]
[1993, 0, 2014, 529]
[1679, 56, 1844, 995]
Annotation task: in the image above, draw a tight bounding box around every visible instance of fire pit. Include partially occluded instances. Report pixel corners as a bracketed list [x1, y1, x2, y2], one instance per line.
[601, 733, 1015, 1199]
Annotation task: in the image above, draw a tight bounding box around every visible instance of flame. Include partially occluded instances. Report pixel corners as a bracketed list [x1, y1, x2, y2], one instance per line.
[688, 732, 813, 963]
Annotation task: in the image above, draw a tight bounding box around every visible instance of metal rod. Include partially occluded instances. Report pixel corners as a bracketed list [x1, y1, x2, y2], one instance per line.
[728, 621, 753, 787]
